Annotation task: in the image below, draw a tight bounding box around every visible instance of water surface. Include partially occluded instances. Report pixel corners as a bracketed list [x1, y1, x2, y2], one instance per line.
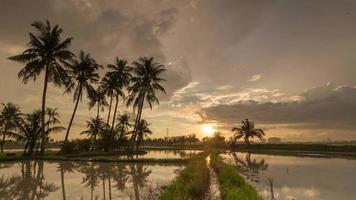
[0, 160, 182, 200]
[222, 152, 356, 200]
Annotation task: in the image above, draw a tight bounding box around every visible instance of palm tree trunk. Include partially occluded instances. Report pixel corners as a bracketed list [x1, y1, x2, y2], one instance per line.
[0, 127, 6, 153]
[40, 63, 50, 154]
[109, 95, 119, 151]
[28, 135, 38, 155]
[23, 140, 29, 155]
[64, 90, 82, 145]
[97, 102, 100, 119]
[35, 140, 40, 153]
[60, 168, 66, 200]
[106, 94, 113, 126]
[41, 116, 51, 153]
[130, 95, 144, 151]
[91, 103, 100, 151]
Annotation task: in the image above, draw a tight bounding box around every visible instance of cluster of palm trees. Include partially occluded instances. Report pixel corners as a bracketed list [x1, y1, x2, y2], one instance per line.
[4, 20, 166, 154]
[0, 103, 65, 155]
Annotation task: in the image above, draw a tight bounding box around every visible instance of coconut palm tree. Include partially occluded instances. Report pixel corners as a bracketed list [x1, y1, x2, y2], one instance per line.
[126, 57, 166, 151]
[13, 110, 64, 155]
[88, 87, 108, 119]
[232, 119, 265, 146]
[14, 111, 42, 155]
[80, 117, 106, 151]
[63, 51, 101, 144]
[135, 119, 152, 150]
[35, 107, 63, 152]
[116, 114, 131, 142]
[0, 103, 22, 152]
[100, 75, 117, 126]
[106, 58, 132, 150]
[8, 20, 74, 154]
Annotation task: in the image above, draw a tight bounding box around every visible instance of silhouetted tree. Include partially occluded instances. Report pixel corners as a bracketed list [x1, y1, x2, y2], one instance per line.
[88, 87, 108, 119]
[36, 107, 64, 152]
[81, 117, 106, 151]
[116, 114, 131, 148]
[0, 103, 22, 152]
[106, 58, 132, 150]
[63, 51, 101, 144]
[101, 76, 116, 126]
[9, 20, 74, 153]
[126, 57, 166, 152]
[232, 119, 265, 145]
[135, 119, 152, 150]
[13, 110, 64, 155]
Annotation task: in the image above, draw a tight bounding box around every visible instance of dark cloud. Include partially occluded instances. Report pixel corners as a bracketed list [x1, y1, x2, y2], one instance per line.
[200, 84, 356, 130]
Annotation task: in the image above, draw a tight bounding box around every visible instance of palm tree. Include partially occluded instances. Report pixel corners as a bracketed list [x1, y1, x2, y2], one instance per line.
[135, 119, 152, 150]
[14, 111, 42, 155]
[100, 75, 117, 126]
[126, 57, 166, 151]
[232, 119, 265, 146]
[106, 58, 132, 150]
[88, 87, 108, 119]
[35, 107, 63, 152]
[0, 103, 22, 152]
[8, 20, 74, 154]
[13, 110, 64, 155]
[116, 114, 131, 143]
[63, 51, 101, 144]
[80, 117, 106, 151]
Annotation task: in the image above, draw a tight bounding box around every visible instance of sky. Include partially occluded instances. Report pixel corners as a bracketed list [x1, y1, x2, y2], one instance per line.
[1, 0, 356, 142]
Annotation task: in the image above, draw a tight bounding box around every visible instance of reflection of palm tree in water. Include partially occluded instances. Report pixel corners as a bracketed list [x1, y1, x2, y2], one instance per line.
[232, 153, 268, 175]
[57, 161, 77, 200]
[268, 178, 275, 200]
[78, 162, 101, 200]
[112, 165, 129, 191]
[128, 164, 152, 200]
[0, 161, 58, 199]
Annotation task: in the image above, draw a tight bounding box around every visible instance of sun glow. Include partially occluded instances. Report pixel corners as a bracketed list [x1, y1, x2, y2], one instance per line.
[201, 124, 216, 136]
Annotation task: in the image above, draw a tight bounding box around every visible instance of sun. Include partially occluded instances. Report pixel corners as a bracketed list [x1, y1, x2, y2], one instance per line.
[201, 124, 216, 136]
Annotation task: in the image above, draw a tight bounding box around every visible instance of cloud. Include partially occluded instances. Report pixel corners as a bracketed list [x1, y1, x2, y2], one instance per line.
[199, 83, 356, 130]
[248, 74, 263, 82]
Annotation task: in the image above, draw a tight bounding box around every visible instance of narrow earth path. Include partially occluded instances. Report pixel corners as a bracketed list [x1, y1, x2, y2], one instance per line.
[205, 155, 222, 200]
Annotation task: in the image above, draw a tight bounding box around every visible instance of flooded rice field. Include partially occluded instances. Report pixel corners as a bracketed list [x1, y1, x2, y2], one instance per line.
[222, 152, 356, 200]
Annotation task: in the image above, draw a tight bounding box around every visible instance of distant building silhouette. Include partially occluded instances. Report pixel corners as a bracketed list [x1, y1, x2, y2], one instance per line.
[268, 137, 281, 143]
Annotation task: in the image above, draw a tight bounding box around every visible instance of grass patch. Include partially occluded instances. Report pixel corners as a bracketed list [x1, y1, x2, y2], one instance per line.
[159, 153, 210, 200]
[210, 152, 262, 200]
[0, 151, 189, 163]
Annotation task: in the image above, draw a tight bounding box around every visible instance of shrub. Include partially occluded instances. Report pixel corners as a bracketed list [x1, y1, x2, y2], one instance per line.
[77, 139, 92, 151]
[61, 141, 77, 154]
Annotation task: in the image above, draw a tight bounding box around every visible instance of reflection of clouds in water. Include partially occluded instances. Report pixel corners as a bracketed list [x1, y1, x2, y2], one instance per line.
[261, 186, 321, 199]
[281, 186, 320, 199]
[223, 152, 356, 200]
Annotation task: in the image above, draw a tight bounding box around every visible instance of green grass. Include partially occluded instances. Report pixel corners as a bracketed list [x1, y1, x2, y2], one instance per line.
[210, 152, 262, 200]
[0, 151, 188, 163]
[159, 153, 210, 200]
